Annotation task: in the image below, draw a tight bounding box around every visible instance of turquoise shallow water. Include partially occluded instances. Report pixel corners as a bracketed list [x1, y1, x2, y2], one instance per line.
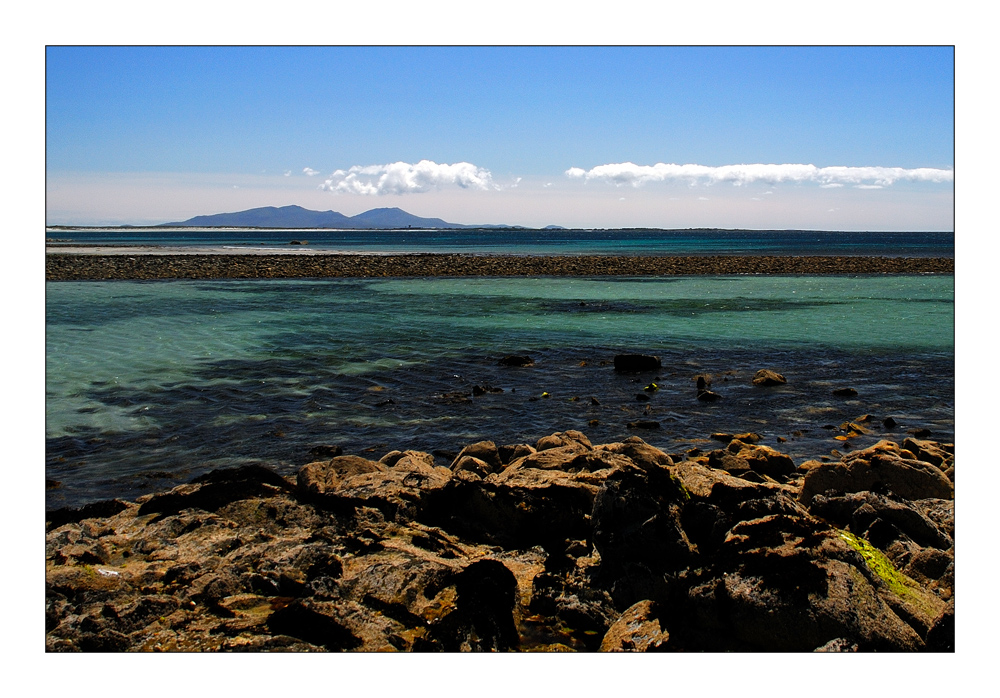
[46, 275, 954, 508]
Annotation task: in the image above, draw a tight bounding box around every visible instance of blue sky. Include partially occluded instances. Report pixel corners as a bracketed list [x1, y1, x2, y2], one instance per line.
[45, 46, 954, 229]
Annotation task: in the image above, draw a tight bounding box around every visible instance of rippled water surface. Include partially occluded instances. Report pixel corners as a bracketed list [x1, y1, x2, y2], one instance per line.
[47, 228, 954, 256]
[46, 275, 954, 508]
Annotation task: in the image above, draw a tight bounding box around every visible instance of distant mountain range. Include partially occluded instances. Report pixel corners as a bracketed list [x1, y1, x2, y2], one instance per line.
[162, 205, 550, 230]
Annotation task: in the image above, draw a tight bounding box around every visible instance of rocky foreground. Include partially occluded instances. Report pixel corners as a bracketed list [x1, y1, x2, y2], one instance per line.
[45, 425, 955, 652]
[45, 252, 954, 281]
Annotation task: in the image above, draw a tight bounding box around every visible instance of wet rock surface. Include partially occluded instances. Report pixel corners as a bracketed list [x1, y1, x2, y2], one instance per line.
[46, 431, 955, 652]
[46, 252, 954, 281]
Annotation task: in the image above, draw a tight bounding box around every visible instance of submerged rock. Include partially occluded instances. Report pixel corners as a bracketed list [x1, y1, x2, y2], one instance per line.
[752, 369, 787, 386]
[613, 354, 661, 372]
[498, 355, 534, 367]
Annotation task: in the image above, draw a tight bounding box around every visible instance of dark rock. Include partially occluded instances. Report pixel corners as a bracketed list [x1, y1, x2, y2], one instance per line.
[497, 443, 535, 465]
[136, 466, 293, 520]
[530, 572, 617, 650]
[425, 560, 520, 651]
[627, 420, 660, 430]
[266, 600, 362, 650]
[498, 355, 534, 367]
[903, 548, 954, 584]
[697, 390, 721, 402]
[308, 444, 343, 460]
[591, 467, 694, 607]
[883, 416, 898, 429]
[663, 523, 928, 652]
[808, 491, 953, 550]
[47, 499, 131, 532]
[924, 603, 955, 651]
[613, 354, 661, 372]
[833, 387, 858, 397]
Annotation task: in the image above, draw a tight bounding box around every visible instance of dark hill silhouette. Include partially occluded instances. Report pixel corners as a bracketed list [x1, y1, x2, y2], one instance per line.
[164, 205, 490, 229]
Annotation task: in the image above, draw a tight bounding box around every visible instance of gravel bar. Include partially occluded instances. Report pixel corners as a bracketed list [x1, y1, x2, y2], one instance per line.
[45, 253, 954, 281]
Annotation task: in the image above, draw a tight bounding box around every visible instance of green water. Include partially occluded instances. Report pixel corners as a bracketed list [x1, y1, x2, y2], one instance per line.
[45, 275, 953, 508]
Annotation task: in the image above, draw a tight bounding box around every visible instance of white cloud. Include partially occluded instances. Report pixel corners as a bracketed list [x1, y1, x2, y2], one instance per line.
[320, 160, 495, 195]
[284, 170, 292, 177]
[303, 167, 320, 176]
[565, 162, 954, 188]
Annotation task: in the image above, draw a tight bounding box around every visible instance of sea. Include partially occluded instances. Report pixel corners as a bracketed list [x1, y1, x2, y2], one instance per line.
[46, 227, 953, 257]
[45, 229, 955, 510]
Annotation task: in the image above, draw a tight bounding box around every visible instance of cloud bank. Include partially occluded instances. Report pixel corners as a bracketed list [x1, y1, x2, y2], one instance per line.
[565, 162, 954, 188]
[321, 160, 494, 195]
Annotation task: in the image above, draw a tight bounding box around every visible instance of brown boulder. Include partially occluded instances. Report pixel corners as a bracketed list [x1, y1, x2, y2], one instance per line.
[670, 461, 797, 504]
[600, 600, 669, 652]
[901, 438, 953, 470]
[594, 436, 674, 471]
[752, 369, 786, 386]
[451, 440, 503, 472]
[800, 440, 954, 505]
[733, 443, 797, 478]
[451, 456, 493, 478]
[298, 455, 386, 496]
[536, 430, 592, 452]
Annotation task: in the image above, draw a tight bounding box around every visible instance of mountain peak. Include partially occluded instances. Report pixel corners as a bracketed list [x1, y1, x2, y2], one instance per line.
[165, 205, 481, 229]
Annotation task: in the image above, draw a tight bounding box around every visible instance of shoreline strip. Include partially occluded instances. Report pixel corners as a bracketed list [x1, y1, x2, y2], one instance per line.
[46, 252, 954, 281]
